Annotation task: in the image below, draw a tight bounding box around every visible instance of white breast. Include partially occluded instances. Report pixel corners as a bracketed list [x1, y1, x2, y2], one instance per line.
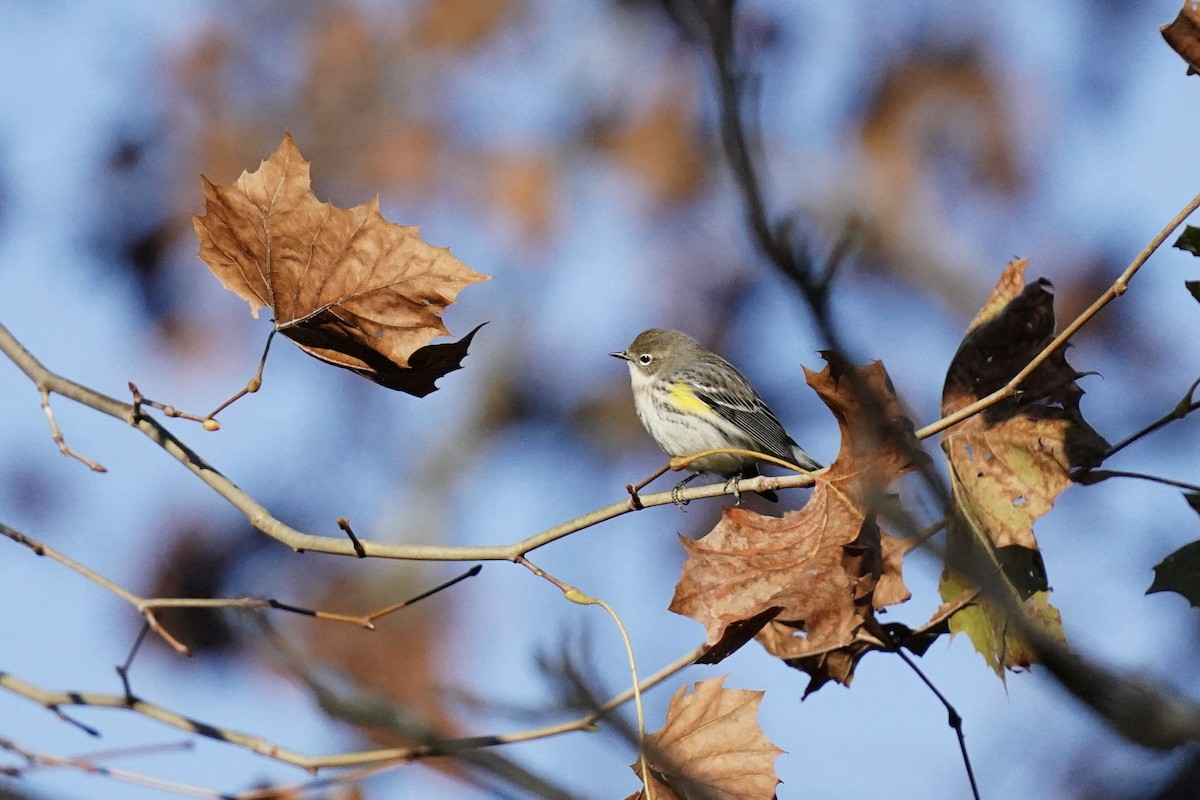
[626, 363, 755, 476]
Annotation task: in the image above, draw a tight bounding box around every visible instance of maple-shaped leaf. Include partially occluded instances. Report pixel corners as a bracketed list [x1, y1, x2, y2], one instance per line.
[626, 677, 784, 800]
[1175, 225, 1200, 303]
[1176, 225, 1200, 256]
[191, 133, 489, 396]
[1186, 281, 1200, 305]
[1146, 493, 1200, 608]
[671, 355, 927, 693]
[937, 258, 1108, 677]
[1162, 2, 1200, 75]
[1148, 541, 1200, 607]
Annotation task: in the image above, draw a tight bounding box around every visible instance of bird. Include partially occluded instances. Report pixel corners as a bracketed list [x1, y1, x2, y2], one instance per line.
[611, 328, 821, 503]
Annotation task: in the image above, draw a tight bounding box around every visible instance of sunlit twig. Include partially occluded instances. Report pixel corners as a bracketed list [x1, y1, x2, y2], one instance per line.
[40, 387, 106, 471]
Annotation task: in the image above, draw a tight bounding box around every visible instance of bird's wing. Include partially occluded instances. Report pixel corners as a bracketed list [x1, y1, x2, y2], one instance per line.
[686, 365, 799, 463]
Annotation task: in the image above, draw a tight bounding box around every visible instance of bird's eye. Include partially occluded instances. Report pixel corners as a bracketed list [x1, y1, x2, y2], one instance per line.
[638, 354, 653, 365]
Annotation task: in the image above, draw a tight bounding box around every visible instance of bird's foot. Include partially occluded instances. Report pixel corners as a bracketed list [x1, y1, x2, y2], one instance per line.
[671, 481, 691, 509]
[724, 475, 744, 506]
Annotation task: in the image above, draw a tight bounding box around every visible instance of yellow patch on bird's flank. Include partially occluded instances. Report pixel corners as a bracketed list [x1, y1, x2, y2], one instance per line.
[669, 382, 713, 415]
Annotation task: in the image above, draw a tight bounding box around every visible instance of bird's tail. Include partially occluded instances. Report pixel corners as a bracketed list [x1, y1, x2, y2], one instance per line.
[791, 445, 823, 472]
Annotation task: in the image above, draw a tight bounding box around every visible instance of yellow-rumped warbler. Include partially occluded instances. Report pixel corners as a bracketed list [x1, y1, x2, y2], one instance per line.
[611, 328, 821, 502]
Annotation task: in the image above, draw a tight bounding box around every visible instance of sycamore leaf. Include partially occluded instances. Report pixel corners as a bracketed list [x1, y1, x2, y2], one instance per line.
[671, 355, 926, 693]
[938, 259, 1107, 676]
[1146, 493, 1200, 607]
[761, 524, 913, 696]
[1162, 3, 1200, 75]
[939, 548, 1062, 675]
[695, 607, 782, 666]
[626, 677, 783, 800]
[191, 133, 489, 395]
[1177, 224, 1200, 303]
[1177, 225, 1200, 256]
[1148, 541, 1200, 607]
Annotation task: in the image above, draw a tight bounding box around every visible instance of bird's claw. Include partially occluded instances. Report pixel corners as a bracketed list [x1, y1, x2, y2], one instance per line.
[725, 476, 744, 506]
[671, 482, 690, 510]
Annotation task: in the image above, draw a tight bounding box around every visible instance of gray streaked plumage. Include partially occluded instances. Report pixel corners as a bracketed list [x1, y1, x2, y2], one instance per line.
[611, 328, 821, 498]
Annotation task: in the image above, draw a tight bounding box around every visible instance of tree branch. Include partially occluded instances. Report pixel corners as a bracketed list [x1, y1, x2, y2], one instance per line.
[0, 320, 813, 564]
[1, 643, 706, 777]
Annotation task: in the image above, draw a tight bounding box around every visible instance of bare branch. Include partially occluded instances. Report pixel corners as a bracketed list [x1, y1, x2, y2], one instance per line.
[1099, 375, 1200, 461]
[0, 641, 705, 783]
[0, 522, 479, 655]
[0, 737, 213, 798]
[39, 387, 106, 472]
[0, 321, 815, 564]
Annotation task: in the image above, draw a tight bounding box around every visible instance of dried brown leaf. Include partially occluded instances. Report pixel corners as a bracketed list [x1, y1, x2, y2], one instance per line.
[415, 0, 515, 50]
[306, 573, 461, 742]
[481, 152, 559, 243]
[192, 134, 488, 395]
[670, 356, 926, 690]
[938, 259, 1107, 675]
[851, 51, 1025, 316]
[628, 677, 783, 800]
[147, 521, 244, 655]
[941, 260, 1107, 548]
[695, 606, 782, 665]
[673, 507, 860, 654]
[625, 772, 680, 800]
[602, 95, 707, 206]
[1162, 2, 1200, 75]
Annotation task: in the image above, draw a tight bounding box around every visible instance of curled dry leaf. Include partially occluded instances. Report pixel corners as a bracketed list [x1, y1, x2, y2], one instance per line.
[192, 133, 489, 396]
[1149, 540, 1200, 608]
[626, 677, 783, 800]
[1176, 224, 1200, 256]
[1146, 493, 1200, 608]
[671, 355, 927, 694]
[938, 258, 1108, 676]
[1162, 1, 1200, 75]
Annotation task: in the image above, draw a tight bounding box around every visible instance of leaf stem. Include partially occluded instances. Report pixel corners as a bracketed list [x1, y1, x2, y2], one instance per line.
[1101, 377, 1200, 461]
[894, 649, 980, 800]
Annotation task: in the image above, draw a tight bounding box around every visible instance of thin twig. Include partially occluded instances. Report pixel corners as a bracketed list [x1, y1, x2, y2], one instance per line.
[894, 649, 980, 800]
[907, 518, 947, 550]
[0, 670, 422, 771]
[40, 387, 106, 471]
[0, 522, 477, 650]
[914, 588, 981, 637]
[0, 737, 215, 798]
[337, 518, 367, 558]
[206, 328, 276, 422]
[0, 521, 189, 654]
[515, 555, 651, 790]
[128, 382, 213, 428]
[0, 641, 706, 776]
[916, 191, 1200, 441]
[117, 623, 151, 701]
[0, 321, 816, 563]
[361, 564, 483, 625]
[1073, 470, 1200, 493]
[626, 462, 671, 508]
[49, 706, 100, 737]
[1101, 376, 1200, 461]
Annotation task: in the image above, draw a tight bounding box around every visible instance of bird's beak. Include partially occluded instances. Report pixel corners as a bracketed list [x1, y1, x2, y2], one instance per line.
[610, 351, 629, 361]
